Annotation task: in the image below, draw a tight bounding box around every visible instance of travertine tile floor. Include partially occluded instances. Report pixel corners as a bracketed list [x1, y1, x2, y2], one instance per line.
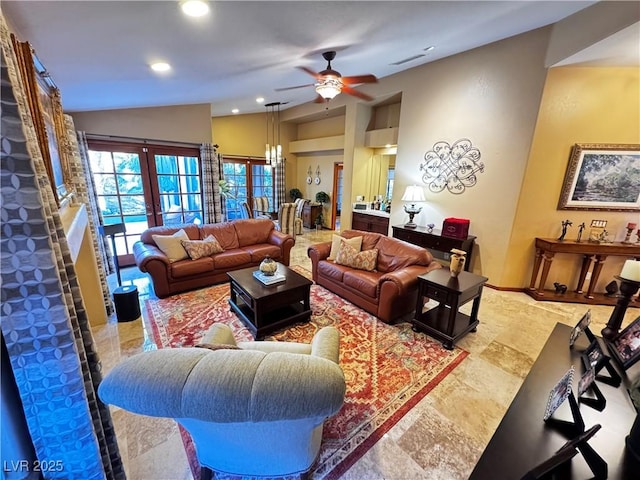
[94, 228, 639, 480]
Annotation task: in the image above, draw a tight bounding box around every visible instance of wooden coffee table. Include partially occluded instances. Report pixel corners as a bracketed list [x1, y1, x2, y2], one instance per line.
[227, 264, 312, 339]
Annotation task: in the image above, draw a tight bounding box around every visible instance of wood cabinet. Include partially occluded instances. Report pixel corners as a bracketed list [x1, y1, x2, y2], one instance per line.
[352, 212, 389, 235]
[392, 225, 476, 271]
[302, 203, 322, 228]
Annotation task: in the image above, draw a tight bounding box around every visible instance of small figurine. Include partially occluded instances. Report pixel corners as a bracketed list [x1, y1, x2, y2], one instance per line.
[426, 223, 435, 233]
[576, 222, 586, 243]
[554, 282, 568, 294]
[558, 219, 573, 241]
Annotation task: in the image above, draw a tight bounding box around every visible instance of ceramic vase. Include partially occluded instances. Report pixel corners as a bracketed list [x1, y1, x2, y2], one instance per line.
[449, 248, 467, 277]
[259, 256, 277, 276]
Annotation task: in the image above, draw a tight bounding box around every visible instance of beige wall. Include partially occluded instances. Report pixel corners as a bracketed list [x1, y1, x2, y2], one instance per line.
[503, 66, 640, 290]
[71, 104, 212, 144]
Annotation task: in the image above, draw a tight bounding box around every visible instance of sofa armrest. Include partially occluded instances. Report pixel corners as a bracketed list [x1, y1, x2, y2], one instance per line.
[268, 230, 295, 265]
[311, 327, 340, 364]
[200, 324, 238, 346]
[307, 242, 331, 282]
[133, 241, 170, 272]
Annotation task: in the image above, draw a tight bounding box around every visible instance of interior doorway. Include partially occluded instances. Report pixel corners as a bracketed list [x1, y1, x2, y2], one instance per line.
[331, 163, 343, 231]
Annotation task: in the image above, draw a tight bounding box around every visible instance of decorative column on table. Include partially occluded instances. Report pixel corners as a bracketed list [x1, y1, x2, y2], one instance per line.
[622, 222, 637, 244]
[601, 259, 640, 341]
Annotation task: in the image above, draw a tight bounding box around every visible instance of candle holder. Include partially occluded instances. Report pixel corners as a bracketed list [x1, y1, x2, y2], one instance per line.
[601, 275, 640, 341]
[622, 225, 636, 244]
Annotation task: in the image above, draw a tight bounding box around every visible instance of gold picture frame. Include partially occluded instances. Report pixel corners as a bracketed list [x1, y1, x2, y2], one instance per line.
[10, 35, 71, 205]
[558, 143, 640, 212]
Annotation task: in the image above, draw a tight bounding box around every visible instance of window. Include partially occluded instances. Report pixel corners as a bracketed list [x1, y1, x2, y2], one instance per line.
[222, 158, 274, 220]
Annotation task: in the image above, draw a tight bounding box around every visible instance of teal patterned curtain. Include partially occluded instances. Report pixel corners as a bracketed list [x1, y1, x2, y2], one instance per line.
[1, 16, 124, 479]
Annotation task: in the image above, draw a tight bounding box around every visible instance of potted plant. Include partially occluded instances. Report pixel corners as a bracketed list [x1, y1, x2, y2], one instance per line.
[289, 188, 302, 201]
[315, 191, 330, 228]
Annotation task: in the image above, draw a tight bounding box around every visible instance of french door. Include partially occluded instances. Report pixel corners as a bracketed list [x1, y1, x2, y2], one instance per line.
[221, 157, 274, 220]
[87, 140, 202, 266]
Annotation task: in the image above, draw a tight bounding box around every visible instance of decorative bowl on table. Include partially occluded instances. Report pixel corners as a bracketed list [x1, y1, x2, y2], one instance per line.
[259, 256, 278, 276]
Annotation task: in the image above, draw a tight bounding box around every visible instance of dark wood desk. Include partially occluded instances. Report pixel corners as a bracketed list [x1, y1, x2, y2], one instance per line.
[470, 323, 639, 480]
[413, 269, 488, 349]
[392, 225, 476, 271]
[528, 238, 640, 306]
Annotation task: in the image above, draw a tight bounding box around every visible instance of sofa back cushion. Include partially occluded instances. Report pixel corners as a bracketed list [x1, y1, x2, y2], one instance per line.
[152, 229, 190, 263]
[200, 222, 240, 250]
[141, 224, 200, 245]
[335, 240, 378, 272]
[233, 218, 275, 247]
[342, 230, 382, 252]
[376, 236, 433, 273]
[181, 235, 225, 260]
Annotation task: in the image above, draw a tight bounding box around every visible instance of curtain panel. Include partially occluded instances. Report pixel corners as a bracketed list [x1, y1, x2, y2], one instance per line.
[1, 16, 124, 479]
[274, 161, 286, 209]
[201, 143, 224, 223]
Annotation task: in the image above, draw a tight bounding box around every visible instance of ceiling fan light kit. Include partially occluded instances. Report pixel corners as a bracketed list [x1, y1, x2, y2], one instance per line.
[315, 77, 342, 100]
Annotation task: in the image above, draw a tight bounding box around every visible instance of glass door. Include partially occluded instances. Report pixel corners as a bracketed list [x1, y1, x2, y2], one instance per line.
[222, 158, 273, 220]
[88, 140, 202, 266]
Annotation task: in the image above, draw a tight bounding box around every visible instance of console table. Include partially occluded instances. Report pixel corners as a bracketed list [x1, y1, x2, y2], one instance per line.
[470, 323, 639, 479]
[527, 238, 640, 306]
[392, 225, 476, 271]
[302, 203, 322, 229]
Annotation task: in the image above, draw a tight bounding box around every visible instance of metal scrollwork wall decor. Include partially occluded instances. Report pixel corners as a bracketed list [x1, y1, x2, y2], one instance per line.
[419, 138, 484, 194]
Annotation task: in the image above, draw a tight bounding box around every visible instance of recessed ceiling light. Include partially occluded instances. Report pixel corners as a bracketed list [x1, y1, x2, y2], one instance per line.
[180, 0, 209, 17]
[151, 62, 171, 72]
[231, 108, 239, 114]
[256, 97, 265, 103]
[424, 46, 435, 52]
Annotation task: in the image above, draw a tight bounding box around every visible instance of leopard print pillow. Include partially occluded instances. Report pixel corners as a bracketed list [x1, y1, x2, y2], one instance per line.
[335, 239, 378, 272]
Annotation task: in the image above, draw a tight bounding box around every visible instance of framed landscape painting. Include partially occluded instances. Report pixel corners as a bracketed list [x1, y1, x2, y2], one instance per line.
[558, 143, 640, 212]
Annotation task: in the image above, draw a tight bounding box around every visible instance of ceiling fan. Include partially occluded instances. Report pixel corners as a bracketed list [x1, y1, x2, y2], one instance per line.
[276, 51, 378, 103]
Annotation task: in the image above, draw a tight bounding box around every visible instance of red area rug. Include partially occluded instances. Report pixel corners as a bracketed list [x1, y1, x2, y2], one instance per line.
[144, 266, 468, 479]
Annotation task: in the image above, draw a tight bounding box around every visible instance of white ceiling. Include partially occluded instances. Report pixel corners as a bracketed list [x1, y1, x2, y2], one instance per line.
[5, 0, 628, 117]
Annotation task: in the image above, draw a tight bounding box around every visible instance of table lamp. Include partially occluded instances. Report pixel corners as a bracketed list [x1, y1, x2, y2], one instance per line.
[602, 259, 640, 340]
[401, 185, 426, 228]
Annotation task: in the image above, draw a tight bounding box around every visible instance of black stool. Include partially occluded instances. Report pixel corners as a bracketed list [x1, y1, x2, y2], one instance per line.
[113, 285, 140, 322]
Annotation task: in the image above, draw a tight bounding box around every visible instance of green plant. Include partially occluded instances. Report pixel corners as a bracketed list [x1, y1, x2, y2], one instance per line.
[315, 191, 330, 204]
[289, 188, 302, 201]
[218, 179, 235, 198]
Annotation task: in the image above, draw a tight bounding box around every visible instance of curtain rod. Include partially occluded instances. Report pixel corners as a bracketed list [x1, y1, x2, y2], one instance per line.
[85, 133, 206, 148]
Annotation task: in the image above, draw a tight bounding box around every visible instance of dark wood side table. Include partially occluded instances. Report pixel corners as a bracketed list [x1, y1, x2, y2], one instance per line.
[302, 203, 322, 228]
[227, 265, 312, 339]
[413, 269, 488, 349]
[392, 225, 476, 271]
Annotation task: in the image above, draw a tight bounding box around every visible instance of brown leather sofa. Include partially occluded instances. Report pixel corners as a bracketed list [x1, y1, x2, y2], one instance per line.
[308, 230, 441, 323]
[134, 218, 294, 298]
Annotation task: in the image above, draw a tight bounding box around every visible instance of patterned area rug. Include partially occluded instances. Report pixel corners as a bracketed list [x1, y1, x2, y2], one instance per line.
[144, 266, 468, 479]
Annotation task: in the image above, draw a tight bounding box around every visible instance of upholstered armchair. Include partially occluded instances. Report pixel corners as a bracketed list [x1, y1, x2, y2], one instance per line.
[253, 196, 271, 217]
[276, 202, 297, 236]
[294, 198, 307, 235]
[98, 325, 345, 480]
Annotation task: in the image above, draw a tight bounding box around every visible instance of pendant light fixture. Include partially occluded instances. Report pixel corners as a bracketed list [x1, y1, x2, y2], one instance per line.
[265, 102, 283, 165]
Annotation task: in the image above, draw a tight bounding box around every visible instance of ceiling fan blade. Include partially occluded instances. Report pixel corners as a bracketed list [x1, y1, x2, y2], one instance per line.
[341, 85, 374, 101]
[342, 74, 378, 85]
[275, 84, 314, 92]
[297, 66, 322, 79]
[313, 94, 327, 104]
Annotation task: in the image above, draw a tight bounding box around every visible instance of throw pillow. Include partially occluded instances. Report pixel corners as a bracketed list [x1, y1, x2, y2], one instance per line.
[327, 234, 363, 261]
[152, 229, 190, 262]
[335, 240, 378, 272]
[181, 235, 224, 260]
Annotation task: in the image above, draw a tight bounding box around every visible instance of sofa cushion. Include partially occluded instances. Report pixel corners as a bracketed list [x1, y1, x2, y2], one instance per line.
[318, 260, 350, 283]
[212, 249, 252, 270]
[141, 224, 200, 244]
[182, 235, 225, 260]
[242, 244, 282, 263]
[343, 270, 380, 299]
[342, 230, 382, 252]
[376, 237, 433, 273]
[335, 241, 378, 272]
[152, 229, 190, 262]
[200, 223, 240, 250]
[327, 234, 362, 261]
[233, 218, 275, 247]
[171, 257, 215, 278]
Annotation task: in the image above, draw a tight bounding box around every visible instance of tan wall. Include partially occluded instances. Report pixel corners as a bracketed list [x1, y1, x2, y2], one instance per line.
[297, 115, 345, 140]
[70, 104, 212, 144]
[503, 66, 640, 290]
[386, 27, 551, 282]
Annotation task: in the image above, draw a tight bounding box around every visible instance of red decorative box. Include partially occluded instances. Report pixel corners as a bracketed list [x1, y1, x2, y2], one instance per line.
[442, 218, 470, 239]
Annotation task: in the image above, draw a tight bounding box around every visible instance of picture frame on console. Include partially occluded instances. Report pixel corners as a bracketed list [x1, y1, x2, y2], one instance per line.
[557, 143, 640, 212]
[609, 316, 640, 370]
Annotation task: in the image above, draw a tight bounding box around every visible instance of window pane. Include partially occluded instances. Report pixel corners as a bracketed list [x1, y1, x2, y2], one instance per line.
[179, 156, 199, 174]
[182, 175, 201, 194]
[121, 195, 145, 216]
[89, 151, 114, 173]
[94, 174, 117, 195]
[158, 175, 179, 194]
[156, 155, 178, 174]
[99, 196, 121, 216]
[117, 174, 143, 194]
[114, 153, 140, 174]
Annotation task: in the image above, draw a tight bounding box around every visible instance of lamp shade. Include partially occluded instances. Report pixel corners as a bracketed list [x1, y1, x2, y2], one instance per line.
[315, 77, 342, 100]
[401, 185, 426, 202]
[620, 259, 640, 282]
